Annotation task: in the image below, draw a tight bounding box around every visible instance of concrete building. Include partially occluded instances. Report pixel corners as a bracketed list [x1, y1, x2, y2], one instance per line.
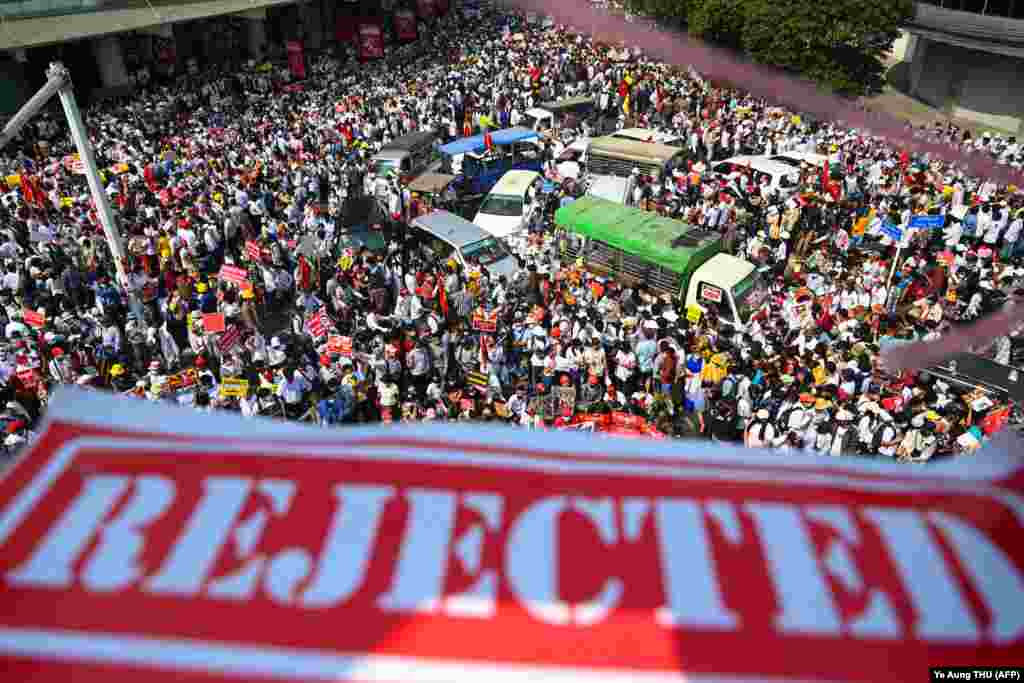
[899, 0, 1024, 134]
[0, 0, 377, 115]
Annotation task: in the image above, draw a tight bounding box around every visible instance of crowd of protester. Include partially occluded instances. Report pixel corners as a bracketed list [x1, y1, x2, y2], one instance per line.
[0, 2, 1021, 460]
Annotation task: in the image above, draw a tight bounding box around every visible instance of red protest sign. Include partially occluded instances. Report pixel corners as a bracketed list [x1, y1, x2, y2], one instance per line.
[3, 388, 1024, 683]
[327, 335, 352, 356]
[22, 309, 45, 329]
[218, 264, 248, 285]
[202, 313, 226, 333]
[245, 240, 263, 262]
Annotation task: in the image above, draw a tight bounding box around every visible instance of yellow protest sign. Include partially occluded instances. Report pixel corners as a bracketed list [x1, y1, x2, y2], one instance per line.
[219, 377, 250, 398]
[686, 305, 702, 324]
[5, 175, 21, 187]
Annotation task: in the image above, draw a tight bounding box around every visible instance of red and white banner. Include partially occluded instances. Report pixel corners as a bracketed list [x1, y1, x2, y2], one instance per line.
[327, 335, 353, 356]
[394, 9, 418, 41]
[218, 264, 248, 286]
[357, 22, 384, 60]
[217, 324, 242, 353]
[307, 308, 330, 339]
[286, 40, 306, 80]
[245, 240, 263, 262]
[1, 388, 1023, 683]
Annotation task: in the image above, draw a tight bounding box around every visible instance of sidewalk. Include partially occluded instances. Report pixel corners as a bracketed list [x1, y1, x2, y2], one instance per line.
[865, 85, 1019, 138]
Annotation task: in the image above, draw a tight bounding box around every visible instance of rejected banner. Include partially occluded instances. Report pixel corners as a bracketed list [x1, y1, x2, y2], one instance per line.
[0, 388, 1021, 682]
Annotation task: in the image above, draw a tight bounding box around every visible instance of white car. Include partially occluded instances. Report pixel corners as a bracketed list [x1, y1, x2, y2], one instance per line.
[473, 170, 543, 239]
[556, 137, 590, 180]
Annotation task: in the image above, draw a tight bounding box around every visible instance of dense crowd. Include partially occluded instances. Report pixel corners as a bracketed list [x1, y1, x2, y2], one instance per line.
[0, 3, 1021, 460]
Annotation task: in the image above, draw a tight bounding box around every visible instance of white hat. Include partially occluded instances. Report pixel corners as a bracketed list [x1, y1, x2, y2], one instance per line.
[756, 408, 770, 419]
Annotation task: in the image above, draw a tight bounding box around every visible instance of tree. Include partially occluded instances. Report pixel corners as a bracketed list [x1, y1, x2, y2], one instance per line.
[741, 0, 914, 96]
[620, 0, 914, 96]
[687, 0, 748, 51]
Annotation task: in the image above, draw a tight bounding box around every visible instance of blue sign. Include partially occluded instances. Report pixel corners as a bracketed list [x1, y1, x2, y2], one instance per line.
[909, 214, 945, 229]
[882, 221, 903, 241]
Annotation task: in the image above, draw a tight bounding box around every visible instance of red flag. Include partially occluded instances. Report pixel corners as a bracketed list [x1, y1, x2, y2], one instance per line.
[483, 132, 493, 151]
[439, 285, 449, 318]
[618, 80, 628, 99]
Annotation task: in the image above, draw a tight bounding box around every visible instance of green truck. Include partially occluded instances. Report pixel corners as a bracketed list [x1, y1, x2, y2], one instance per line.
[555, 196, 767, 329]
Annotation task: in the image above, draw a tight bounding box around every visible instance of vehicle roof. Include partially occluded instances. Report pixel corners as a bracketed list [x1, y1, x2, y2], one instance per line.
[698, 253, 757, 290]
[414, 210, 492, 247]
[612, 128, 681, 144]
[377, 130, 437, 152]
[716, 156, 799, 177]
[770, 152, 830, 166]
[537, 95, 595, 111]
[588, 136, 683, 164]
[586, 174, 629, 203]
[439, 127, 539, 156]
[490, 170, 541, 196]
[525, 108, 551, 119]
[555, 196, 721, 274]
[407, 173, 456, 193]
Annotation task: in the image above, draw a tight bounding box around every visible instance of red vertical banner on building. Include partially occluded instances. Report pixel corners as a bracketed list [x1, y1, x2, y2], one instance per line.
[416, 0, 435, 19]
[335, 15, 355, 43]
[394, 9, 418, 41]
[357, 22, 384, 59]
[286, 40, 306, 79]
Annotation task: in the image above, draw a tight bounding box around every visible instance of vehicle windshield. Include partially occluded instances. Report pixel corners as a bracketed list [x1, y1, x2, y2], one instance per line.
[733, 271, 769, 324]
[770, 156, 802, 168]
[477, 194, 524, 217]
[461, 236, 510, 265]
[371, 158, 398, 176]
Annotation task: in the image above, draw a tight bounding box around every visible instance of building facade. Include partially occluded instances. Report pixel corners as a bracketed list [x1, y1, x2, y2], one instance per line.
[901, 0, 1024, 133]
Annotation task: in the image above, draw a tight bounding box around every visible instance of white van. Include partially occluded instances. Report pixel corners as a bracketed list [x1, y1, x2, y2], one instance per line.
[769, 152, 831, 170]
[712, 156, 801, 197]
[473, 170, 543, 239]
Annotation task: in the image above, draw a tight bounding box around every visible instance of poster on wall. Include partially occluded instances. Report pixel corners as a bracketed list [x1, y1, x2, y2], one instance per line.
[357, 23, 384, 59]
[394, 9, 418, 41]
[286, 40, 306, 79]
[417, 0, 435, 19]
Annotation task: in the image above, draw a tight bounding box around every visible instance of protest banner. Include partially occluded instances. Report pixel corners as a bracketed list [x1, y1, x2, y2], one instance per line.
[22, 309, 45, 329]
[4, 376, 1024, 683]
[202, 313, 226, 334]
[357, 23, 384, 60]
[217, 325, 242, 353]
[417, 0, 435, 18]
[245, 241, 263, 262]
[218, 264, 248, 285]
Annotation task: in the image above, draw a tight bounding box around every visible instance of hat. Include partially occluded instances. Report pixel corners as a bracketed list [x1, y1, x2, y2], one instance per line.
[195, 356, 207, 368]
[756, 408, 770, 419]
[799, 393, 816, 404]
[814, 398, 831, 411]
[242, 289, 254, 299]
[588, 374, 600, 385]
[51, 347, 64, 358]
[149, 360, 161, 370]
[110, 363, 125, 377]
[197, 283, 208, 293]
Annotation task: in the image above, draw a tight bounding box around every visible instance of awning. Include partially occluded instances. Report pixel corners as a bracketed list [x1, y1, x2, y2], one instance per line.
[438, 127, 539, 157]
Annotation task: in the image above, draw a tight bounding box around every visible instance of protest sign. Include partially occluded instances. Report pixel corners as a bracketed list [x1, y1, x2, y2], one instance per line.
[219, 377, 249, 398]
[202, 313, 226, 334]
[327, 336, 353, 356]
[218, 264, 248, 285]
[471, 308, 498, 332]
[23, 309, 45, 329]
